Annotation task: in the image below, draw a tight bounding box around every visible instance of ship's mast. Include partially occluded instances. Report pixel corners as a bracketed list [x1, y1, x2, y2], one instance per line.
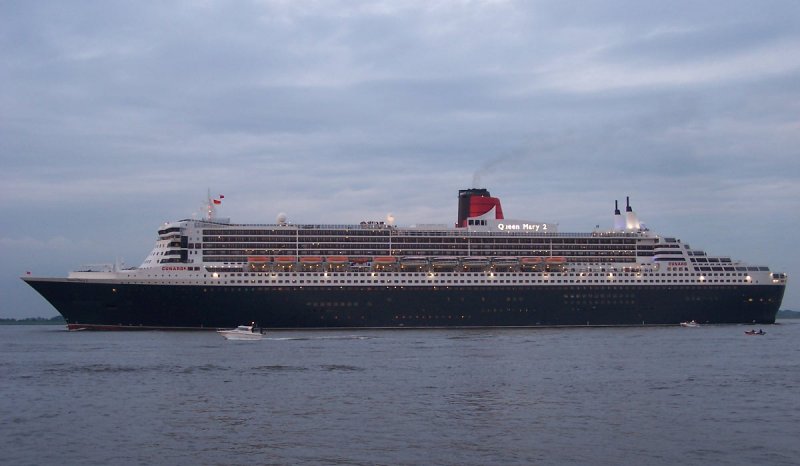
[206, 189, 216, 221]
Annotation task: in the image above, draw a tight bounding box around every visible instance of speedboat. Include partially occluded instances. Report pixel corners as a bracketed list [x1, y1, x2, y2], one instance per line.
[744, 329, 766, 336]
[217, 325, 263, 341]
[680, 320, 700, 328]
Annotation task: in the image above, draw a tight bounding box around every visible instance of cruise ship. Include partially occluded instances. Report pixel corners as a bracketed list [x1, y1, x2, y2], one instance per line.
[23, 188, 787, 330]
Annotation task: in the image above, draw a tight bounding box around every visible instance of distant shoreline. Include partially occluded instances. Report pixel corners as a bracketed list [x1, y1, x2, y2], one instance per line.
[1, 312, 798, 325]
[0, 316, 66, 325]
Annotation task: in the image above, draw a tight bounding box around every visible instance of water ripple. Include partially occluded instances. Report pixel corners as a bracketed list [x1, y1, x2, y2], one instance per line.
[2, 323, 800, 466]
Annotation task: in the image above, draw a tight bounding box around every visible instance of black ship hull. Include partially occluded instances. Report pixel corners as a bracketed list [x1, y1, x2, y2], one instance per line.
[24, 278, 784, 330]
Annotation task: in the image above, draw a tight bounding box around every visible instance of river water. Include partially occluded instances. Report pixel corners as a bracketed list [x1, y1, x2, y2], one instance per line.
[2, 322, 799, 465]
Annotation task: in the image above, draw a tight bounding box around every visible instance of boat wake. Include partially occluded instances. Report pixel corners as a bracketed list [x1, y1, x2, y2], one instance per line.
[264, 335, 374, 341]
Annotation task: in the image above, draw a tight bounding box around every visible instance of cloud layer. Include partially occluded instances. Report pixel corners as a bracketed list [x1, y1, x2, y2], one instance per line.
[2, 0, 799, 316]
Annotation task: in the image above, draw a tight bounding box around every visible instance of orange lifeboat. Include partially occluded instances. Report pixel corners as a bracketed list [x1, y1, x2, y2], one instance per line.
[545, 256, 567, 263]
[351, 257, 372, 264]
[275, 256, 297, 263]
[521, 257, 543, 264]
[326, 256, 349, 264]
[374, 256, 398, 264]
[247, 256, 271, 263]
[300, 256, 323, 264]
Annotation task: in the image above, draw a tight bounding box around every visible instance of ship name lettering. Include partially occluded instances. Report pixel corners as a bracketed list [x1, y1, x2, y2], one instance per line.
[498, 223, 544, 231]
[162, 266, 188, 271]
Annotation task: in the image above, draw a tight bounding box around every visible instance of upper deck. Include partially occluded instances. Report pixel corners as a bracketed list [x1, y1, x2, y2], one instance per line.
[132, 188, 777, 277]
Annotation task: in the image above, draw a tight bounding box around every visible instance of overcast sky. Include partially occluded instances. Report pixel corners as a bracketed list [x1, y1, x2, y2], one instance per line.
[2, 0, 799, 318]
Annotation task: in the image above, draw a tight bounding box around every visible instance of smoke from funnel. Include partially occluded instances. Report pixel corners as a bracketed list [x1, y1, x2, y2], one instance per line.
[470, 137, 565, 188]
[472, 151, 520, 187]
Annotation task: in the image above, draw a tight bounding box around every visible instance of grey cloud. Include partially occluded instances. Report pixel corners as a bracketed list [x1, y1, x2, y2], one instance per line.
[1, 0, 799, 317]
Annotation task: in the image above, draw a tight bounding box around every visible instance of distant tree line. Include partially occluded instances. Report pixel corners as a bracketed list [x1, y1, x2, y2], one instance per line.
[0, 316, 66, 325]
[1, 312, 797, 324]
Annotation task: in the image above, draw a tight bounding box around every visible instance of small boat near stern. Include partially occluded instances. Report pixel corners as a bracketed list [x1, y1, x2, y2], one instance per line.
[217, 324, 263, 341]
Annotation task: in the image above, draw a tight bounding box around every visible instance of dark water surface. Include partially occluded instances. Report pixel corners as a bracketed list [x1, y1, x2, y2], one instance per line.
[2, 322, 799, 465]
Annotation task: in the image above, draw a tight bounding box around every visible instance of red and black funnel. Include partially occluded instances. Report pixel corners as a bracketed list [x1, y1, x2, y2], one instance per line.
[457, 189, 504, 227]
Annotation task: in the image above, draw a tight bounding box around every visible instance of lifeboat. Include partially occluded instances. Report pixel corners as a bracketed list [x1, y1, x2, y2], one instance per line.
[350, 257, 372, 264]
[400, 256, 429, 266]
[374, 256, 398, 264]
[491, 256, 518, 272]
[492, 257, 519, 264]
[461, 256, 489, 271]
[432, 257, 459, 271]
[462, 256, 490, 265]
[325, 256, 349, 264]
[545, 256, 567, 263]
[247, 256, 271, 263]
[520, 257, 543, 264]
[432, 257, 459, 265]
[274, 256, 297, 263]
[300, 256, 323, 264]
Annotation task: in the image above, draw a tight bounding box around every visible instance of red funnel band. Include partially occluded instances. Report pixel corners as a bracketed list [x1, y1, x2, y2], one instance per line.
[458, 189, 505, 227]
[469, 196, 504, 220]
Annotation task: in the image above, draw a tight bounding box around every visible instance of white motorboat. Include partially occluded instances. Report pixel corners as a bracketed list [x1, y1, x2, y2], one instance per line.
[680, 320, 700, 328]
[217, 325, 263, 341]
